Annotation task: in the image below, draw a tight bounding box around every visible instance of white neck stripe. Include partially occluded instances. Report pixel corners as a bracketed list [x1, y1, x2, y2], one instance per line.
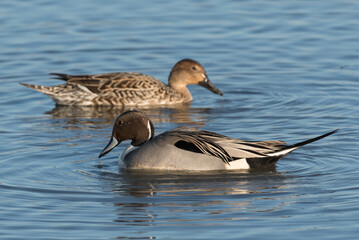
[147, 120, 152, 141]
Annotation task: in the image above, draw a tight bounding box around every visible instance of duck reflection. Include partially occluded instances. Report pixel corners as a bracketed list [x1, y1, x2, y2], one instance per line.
[45, 103, 212, 129]
[110, 168, 283, 197]
[94, 168, 290, 233]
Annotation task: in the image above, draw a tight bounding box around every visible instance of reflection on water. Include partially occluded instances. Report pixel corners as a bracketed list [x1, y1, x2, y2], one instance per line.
[93, 169, 293, 232]
[114, 169, 288, 197]
[45, 104, 213, 128]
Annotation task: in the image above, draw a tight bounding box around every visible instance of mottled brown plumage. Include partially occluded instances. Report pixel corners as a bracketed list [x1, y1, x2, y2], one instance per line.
[21, 59, 223, 106]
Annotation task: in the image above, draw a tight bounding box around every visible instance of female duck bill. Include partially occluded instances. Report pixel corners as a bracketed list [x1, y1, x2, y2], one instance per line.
[198, 75, 223, 96]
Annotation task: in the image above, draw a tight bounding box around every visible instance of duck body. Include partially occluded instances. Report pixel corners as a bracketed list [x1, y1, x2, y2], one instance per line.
[21, 59, 223, 106]
[121, 132, 234, 170]
[99, 110, 338, 171]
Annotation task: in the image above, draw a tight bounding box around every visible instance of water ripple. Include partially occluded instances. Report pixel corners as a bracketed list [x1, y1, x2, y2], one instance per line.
[1, 0, 358, 239]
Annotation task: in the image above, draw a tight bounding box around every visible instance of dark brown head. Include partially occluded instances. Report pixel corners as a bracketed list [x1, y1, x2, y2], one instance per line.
[99, 109, 154, 158]
[168, 59, 223, 96]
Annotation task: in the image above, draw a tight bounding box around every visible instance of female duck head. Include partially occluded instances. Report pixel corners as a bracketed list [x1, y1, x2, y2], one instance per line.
[168, 59, 223, 97]
[99, 110, 154, 158]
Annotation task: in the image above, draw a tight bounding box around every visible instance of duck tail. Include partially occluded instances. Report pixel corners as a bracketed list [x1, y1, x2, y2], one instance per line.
[49, 73, 71, 81]
[268, 129, 339, 157]
[288, 129, 338, 149]
[20, 83, 57, 94]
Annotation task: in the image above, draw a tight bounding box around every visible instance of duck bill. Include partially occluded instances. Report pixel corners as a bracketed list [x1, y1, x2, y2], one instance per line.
[99, 136, 119, 158]
[198, 77, 223, 96]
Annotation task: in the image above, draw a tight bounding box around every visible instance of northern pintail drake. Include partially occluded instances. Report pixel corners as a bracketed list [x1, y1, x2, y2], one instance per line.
[20, 59, 223, 106]
[99, 110, 338, 171]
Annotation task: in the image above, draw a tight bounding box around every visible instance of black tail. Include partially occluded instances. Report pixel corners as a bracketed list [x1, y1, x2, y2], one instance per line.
[50, 73, 71, 81]
[288, 129, 339, 149]
[247, 129, 339, 169]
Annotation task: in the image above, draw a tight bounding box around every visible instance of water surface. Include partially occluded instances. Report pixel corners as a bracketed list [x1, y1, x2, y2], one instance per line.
[1, 0, 358, 239]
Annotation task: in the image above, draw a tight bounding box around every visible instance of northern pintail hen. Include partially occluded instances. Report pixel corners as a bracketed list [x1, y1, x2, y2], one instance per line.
[20, 59, 223, 106]
[99, 110, 338, 171]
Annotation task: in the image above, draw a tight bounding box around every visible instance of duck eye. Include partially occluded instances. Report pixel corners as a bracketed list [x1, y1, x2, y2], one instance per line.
[117, 121, 124, 126]
[192, 66, 198, 71]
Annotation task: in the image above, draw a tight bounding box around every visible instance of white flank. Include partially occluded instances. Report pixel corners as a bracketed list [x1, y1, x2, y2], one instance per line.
[225, 158, 250, 170]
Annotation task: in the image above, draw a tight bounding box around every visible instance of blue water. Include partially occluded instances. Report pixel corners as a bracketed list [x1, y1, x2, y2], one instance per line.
[1, 0, 358, 239]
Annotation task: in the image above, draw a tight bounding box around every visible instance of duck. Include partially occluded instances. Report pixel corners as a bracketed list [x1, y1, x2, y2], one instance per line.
[98, 109, 338, 171]
[20, 59, 223, 106]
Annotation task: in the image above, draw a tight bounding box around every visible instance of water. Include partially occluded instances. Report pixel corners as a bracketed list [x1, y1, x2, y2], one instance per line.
[1, 0, 358, 239]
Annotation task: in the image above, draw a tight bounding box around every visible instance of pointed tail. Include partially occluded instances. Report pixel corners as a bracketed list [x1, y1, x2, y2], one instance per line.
[20, 83, 57, 94]
[268, 129, 338, 157]
[49, 73, 72, 81]
[288, 129, 339, 149]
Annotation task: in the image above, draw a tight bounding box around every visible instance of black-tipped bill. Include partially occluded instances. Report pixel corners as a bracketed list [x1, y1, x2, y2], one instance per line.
[198, 77, 223, 96]
[99, 136, 119, 158]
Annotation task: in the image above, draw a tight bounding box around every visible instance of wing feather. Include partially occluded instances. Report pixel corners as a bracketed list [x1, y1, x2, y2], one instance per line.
[168, 129, 288, 163]
[168, 130, 232, 164]
[50, 72, 166, 94]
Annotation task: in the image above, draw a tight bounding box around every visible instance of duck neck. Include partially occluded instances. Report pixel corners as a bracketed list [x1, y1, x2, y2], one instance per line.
[169, 77, 193, 101]
[120, 145, 136, 162]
